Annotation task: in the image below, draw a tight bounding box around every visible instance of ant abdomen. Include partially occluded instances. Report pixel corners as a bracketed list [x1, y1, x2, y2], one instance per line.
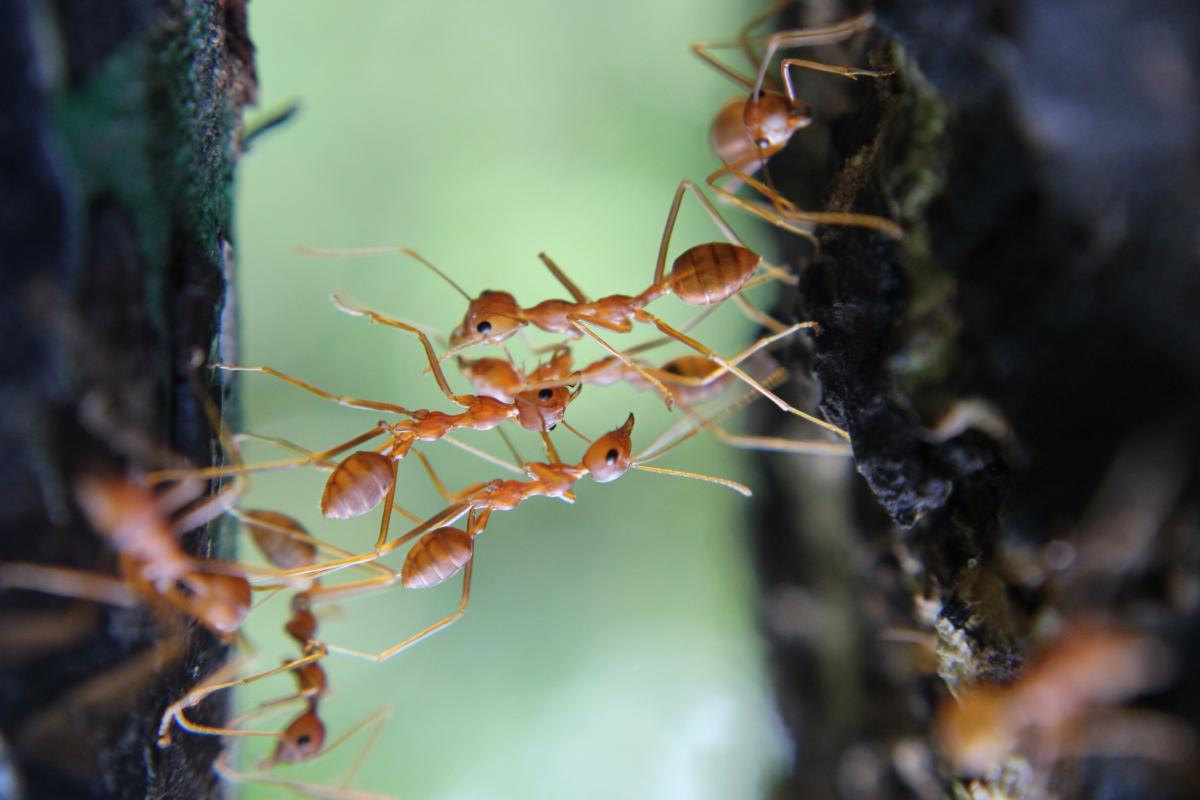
[668, 243, 760, 305]
[402, 527, 474, 589]
[321, 451, 394, 520]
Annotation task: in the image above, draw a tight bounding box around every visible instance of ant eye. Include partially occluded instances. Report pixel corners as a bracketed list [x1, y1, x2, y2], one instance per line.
[548, 424, 557, 431]
[538, 388, 552, 400]
[476, 320, 492, 334]
[297, 735, 312, 747]
[605, 448, 619, 465]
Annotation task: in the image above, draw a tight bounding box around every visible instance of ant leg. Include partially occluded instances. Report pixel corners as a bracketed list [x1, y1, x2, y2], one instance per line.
[213, 363, 421, 416]
[324, 560, 474, 663]
[780, 57, 890, 89]
[691, 39, 757, 91]
[329, 294, 470, 406]
[727, 163, 904, 239]
[708, 425, 853, 456]
[752, 12, 878, 96]
[636, 310, 850, 439]
[0, 563, 140, 607]
[158, 650, 325, 744]
[705, 162, 822, 247]
[658, 323, 813, 391]
[413, 451, 491, 502]
[212, 711, 395, 800]
[146, 425, 388, 484]
[569, 318, 676, 408]
[536, 252, 590, 303]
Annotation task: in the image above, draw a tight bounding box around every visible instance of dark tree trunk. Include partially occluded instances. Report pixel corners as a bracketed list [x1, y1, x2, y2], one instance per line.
[754, 1, 1200, 798]
[0, 1, 255, 797]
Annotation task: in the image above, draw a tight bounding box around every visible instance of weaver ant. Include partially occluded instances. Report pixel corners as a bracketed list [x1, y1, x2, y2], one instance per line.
[303, 179, 849, 441]
[161, 590, 392, 798]
[147, 297, 574, 529]
[245, 413, 751, 663]
[693, 0, 901, 241]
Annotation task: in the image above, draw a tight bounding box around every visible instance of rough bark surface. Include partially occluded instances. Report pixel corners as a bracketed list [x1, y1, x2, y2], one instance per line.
[0, 1, 255, 797]
[753, 1, 1200, 798]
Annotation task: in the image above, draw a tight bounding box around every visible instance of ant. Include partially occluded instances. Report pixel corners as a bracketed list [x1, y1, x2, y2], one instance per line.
[253, 413, 752, 663]
[0, 353, 261, 637]
[147, 296, 575, 529]
[302, 179, 850, 441]
[160, 591, 392, 799]
[935, 623, 1181, 780]
[693, 0, 901, 241]
[459, 331, 852, 457]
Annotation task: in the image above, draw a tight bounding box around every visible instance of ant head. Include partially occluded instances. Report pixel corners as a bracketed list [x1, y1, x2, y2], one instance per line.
[270, 707, 327, 764]
[186, 572, 252, 637]
[513, 384, 575, 432]
[583, 414, 636, 483]
[743, 91, 811, 151]
[450, 291, 525, 347]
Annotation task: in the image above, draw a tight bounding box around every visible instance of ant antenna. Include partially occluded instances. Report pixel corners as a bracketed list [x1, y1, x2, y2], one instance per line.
[297, 244, 475, 302]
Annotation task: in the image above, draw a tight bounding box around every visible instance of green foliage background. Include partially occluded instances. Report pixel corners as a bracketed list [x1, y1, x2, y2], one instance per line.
[236, 1, 787, 797]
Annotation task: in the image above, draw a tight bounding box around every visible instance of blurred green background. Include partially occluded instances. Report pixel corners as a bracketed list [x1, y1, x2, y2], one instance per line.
[235, 1, 789, 797]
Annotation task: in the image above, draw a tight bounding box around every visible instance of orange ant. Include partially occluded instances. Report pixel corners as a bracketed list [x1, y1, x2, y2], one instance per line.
[0, 354, 259, 637]
[935, 624, 1179, 778]
[302, 179, 850, 441]
[160, 591, 392, 799]
[459, 330, 853, 457]
[0, 473, 252, 638]
[693, 1, 901, 241]
[147, 298, 575, 526]
[253, 413, 751, 663]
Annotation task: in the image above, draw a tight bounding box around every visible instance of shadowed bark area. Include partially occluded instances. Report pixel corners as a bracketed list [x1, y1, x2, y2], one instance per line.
[0, 1, 255, 797]
[750, 1, 1200, 798]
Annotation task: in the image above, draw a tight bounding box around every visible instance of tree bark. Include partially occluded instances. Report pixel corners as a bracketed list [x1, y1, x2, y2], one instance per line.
[0, 1, 255, 797]
[754, 2, 1200, 798]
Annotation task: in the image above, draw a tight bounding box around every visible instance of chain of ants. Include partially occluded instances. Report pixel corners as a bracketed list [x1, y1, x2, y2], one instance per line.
[0, 4, 911, 797]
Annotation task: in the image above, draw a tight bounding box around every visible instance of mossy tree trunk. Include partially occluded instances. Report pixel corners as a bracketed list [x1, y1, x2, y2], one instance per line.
[752, 1, 1200, 798]
[0, 1, 255, 797]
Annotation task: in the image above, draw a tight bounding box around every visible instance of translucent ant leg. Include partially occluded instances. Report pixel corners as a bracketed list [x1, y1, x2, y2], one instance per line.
[536, 252, 591, 303]
[158, 650, 326, 744]
[658, 322, 812, 391]
[325, 560, 475, 663]
[688, 0, 818, 92]
[328, 294, 471, 405]
[780, 57, 890, 88]
[413, 451, 490, 503]
[213, 363, 420, 416]
[213, 710, 395, 800]
[569, 318, 676, 407]
[707, 426, 853, 456]
[751, 12, 878, 96]
[705, 157, 822, 246]
[635, 310, 850, 440]
[146, 424, 388, 484]
[710, 158, 903, 239]
[0, 563, 141, 607]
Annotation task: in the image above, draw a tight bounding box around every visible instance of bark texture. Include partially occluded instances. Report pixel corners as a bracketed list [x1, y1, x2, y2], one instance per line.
[0, 1, 255, 797]
[753, 2, 1200, 798]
